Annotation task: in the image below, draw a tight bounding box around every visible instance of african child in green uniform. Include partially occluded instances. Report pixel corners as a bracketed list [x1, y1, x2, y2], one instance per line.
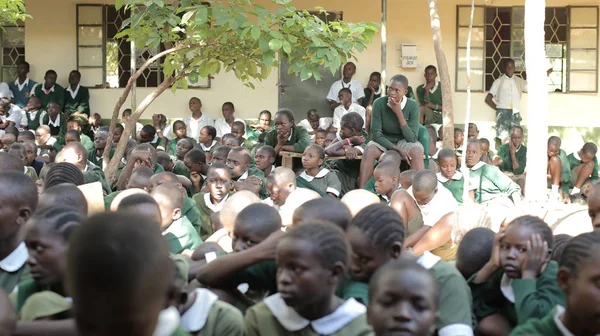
[511, 231, 600, 336]
[362, 150, 402, 194]
[21, 96, 46, 132]
[346, 203, 474, 335]
[55, 142, 112, 195]
[227, 146, 268, 199]
[453, 127, 464, 161]
[172, 138, 195, 179]
[359, 74, 424, 188]
[246, 110, 273, 147]
[0, 170, 35, 293]
[87, 126, 114, 167]
[32, 70, 64, 110]
[362, 72, 382, 134]
[465, 139, 522, 231]
[254, 145, 276, 179]
[469, 216, 564, 335]
[244, 222, 373, 336]
[567, 142, 599, 198]
[66, 119, 93, 151]
[14, 207, 83, 322]
[265, 108, 311, 170]
[231, 120, 255, 150]
[138, 125, 161, 149]
[198, 125, 219, 162]
[368, 259, 439, 336]
[265, 166, 297, 210]
[547, 136, 572, 202]
[437, 148, 470, 205]
[168, 120, 196, 157]
[416, 65, 444, 125]
[455, 227, 496, 280]
[185, 148, 210, 195]
[152, 182, 202, 254]
[67, 212, 193, 336]
[192, 163, 232, 240]
[64, 70, 90, 120]
[493, 126, 527, 192]
[40, 101, 66, 145]
[9, 62, 36, 108]
[103, 167, 154, 210]
[372, 161, 402, 204]
[297, 144, 342, 198]
[325, 112, 367, 195]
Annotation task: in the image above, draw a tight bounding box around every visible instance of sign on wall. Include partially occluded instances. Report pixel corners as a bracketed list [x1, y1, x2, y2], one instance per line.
[401, 44, 418, 68]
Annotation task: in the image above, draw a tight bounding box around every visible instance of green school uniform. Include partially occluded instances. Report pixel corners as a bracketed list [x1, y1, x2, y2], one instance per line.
[246, 125, 274, 146]
[25, 166, 38, 182]
[437, 172, 465, 204]
[469, 261, 564, 326]
[265, 126, 311, 169]
[370, 96, 420, 150]
[180, 288, 244, 336]
[297, 168, 342, 197]
[83, 161, 112, 195]
[163, 216, 202, 254]
[80, 134, 94, 151]
[335, 278, 369, 305]
[361, 87, 381, 108]
[87, 147, 115, 168]
[104, 190, 121, 210]
[168, 137, 196, 157]
[557, 149, 572, 194]
[468, 162, 521, 203]
[41, 113, 67, 144]
[173, 160, 191, 179]
[23, 109, 45, 131]
[9, 78, 37, 108]
[567, 152, 599, 187]
[64, 85, 90, 117]
[183, 197, 203, 236]
[192, 192, 230, 241]
[362, 176, 376, 194]
[234, 167, 268, 199]
[509, 306, 566, 336]
[295, 178, 328, 197]
[332, 141, 367, 195]
[245, 294, 373, 336]
[171, 327, 193, 336]
[416, 82, 443, 124]
[497, 144, 527, 175]
[0, 243, 30, 293]
[33, 84, 65, 110]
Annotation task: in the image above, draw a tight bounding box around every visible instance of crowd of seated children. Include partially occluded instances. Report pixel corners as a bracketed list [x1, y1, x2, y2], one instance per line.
[493, 126, 527, 193]
[297, 109, 332, 140]
[297, 144, 342, 197]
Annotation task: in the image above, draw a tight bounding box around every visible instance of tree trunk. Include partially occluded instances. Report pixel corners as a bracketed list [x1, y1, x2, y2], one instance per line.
[104, 76, 177, 184]
[427, 0, 454, 149]
[523, 0, 548, 202]
[461, 0, 475, 203]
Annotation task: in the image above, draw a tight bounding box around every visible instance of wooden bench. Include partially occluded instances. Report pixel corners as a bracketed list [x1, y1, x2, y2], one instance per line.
[279, 151, 363, 169]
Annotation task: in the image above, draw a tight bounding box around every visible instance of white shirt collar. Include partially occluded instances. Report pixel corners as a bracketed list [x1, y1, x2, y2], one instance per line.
[287, 128, 294, 141]
[0, 242, 28, 272]
[14, 78, 30, 91]
[553, 305, 576, 336]
[437, 171, 462, 183]
[200, 140, 217, 152]
[299, 168, 330, 182]
[204, 192, 229, 213]
[500, 273, 515, 303]
[416, 251, 441, 270]
[42, 85, 55, 93]
[469, 161, 486, 171]
[429, 81, 440, 94]
[180, 288, 218, 333]
[66, 85, 80, 99]
[573, 151, 581, 161]
[237, 170, 249, 181]
[503, 74, 515, 80]
[263, 293, 366, 334]
[47, 114, 60, 127]
[23, 166, 28, 174]
[400, 95, 408, 109]
[152, 306, 181, 336]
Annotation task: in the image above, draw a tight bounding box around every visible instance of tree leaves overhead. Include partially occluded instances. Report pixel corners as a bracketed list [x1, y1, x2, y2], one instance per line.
[0, 0, 30, 27]
[116, 0, 378, 90]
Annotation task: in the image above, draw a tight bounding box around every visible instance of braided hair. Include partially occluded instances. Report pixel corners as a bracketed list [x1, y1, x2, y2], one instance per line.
[350, 203, 406, 250]
[44, 162, 85, 188]
[282, 221, 348, 269]
[507, 215, 554, 249]
[28, 206, 84, 241]
[560, 231, 600, 276]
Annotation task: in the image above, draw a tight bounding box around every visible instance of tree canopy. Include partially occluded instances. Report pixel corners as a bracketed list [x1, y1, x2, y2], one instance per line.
[0, 0, 30, 26]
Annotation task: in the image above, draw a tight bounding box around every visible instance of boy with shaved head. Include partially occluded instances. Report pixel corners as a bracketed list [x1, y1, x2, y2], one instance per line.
[55, 142, 111, 195]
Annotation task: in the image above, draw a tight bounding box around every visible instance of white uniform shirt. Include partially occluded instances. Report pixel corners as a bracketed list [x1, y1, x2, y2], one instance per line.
[332, 103, 366, 129]
[183, 114, 215, 141]
[215, 118, 245, 138]
[326, 79, 365, 103]
[407, 182, 458, 227]
[488, 74, 527, 113]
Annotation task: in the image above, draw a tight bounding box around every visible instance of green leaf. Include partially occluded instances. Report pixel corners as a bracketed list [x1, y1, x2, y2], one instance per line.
[287, 35, 297, 44]
[115, 0, 125, 10]
[195, 6, 208, 25]
[282, 40, 291, 54]
[188, 71, 199, 84]
[268, 39, 282, 51]
[270, 30, 283, 40]
[181, 11, 194, 25]
[251, 26, 261, 40]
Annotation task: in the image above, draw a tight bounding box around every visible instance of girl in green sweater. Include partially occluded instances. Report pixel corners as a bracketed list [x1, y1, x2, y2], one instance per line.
[511, 231, 600, 336]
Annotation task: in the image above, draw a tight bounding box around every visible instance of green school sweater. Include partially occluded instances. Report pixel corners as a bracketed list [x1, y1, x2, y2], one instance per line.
[23, 109, 45, 131]
[83, 161, 112, 195]
[192, 192, 230, 241]
[64, 85, 90, 116]
[361, 87, 381, 108]
[468, 163, 522, 203]
[557, 149, 572, 193]
[362, 176, 376, 194]
[567, 152, 599, 182]
[265, 125, 311, 154]
[168, 136, 197, 157]
[509, 307, 563, 336]
[296, 178, 328, 197]
[297, 169, 342, 197]
[87, 147, 115, 168]
[33, 84, 65, 110]
[81, 134, 94, 152]
[181, 290, 245, 336]
[173, 160, 191, 179]
[41, 113, 67, 144]
[416, 82, 443, 107]
[183, 197, 202, 236]
[234, 167, 268, 199]
[336, 278, 369, 305]
[469, 261, 564, 326]
[0, 263, 30, 294]
[439, 174, 464, 205]
[497, 144, 527, 175]
[9, 78, 37, 108]
[163, 216, 202, 254]
[104, 190, 121, 210]
[370, 95, 420, 150]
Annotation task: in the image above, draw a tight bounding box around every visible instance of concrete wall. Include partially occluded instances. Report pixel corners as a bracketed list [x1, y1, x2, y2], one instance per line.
[21, 0, 600, 134]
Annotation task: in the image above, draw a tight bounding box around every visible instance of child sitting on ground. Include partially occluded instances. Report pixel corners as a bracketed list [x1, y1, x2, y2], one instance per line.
[151, 182, 202, 254]
[332, 88, 366, 132]
[254, 145, 276, 178]
[167, 120, 195, 157]
[291, 198, 352, 231]
[184, 148, 210, 194]
[264, 167, 296, 210]
[547, 135, 571, 202]
[9, 143, 38, 181]
[222, 133, 241, 147]
[480, 138, 494, 164]
[192, 163, 232, 240]
[362, 150, 402, 194]
[265, 109, 311, 168]
[21, 96, 45, 132]
[227, 147, 267, 198]
[138, 125, 160, 148]
[367, 260, 439, 336]
[171, 138, 195, 179]
[455, 227, 495, 279]
[87, 126, 113, 167]
[157, 151, 174, 173]
[373, 161, 401, 204]
[244, 222, 372, 336]
[468, 122, 479, 139]
[454, 127, 465, 160]
[567, 142, 599, 199]
[211, 145, 231, 165]
[325, 112, 366, 195]
[325, 131, 337, 147]
[437, 148, 469, 204]
[199, 125, 219, 162]
[493, 126, 527, 193]
[297, 144, 342, 197]
[470, 216, 564, 334]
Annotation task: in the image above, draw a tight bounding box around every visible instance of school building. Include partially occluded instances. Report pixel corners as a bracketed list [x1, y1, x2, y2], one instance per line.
[7, 0, 600, 146]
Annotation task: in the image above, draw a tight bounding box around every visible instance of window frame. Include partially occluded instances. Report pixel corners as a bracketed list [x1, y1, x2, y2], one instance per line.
[455, 5, 485, 93]
[566, 5, 599, 93]
[0, 21, 25, 82]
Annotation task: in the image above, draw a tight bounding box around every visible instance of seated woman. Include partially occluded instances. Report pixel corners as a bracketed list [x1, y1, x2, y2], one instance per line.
[359, 74, 424, 188]
[264, 108, 311, 170]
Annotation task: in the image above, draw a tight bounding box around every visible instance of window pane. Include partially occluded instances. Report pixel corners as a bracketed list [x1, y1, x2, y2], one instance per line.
[457, 69, 484, 91]
[78, 6, 103, 25]
[2, 27, 24, 47]
[569, 71, 596, 91]
[512, 7, 524, 26]
[458, 48, 484, 69]
[571, 7, 598, 28]
[570, 28, 597, 49]
[1, 67, 16, 82]
[458, 6, 484, 26]
[79, 47, 103, 66]
[79, 68, 104, 87]
[570, 49, 597, 70]
[458, 27, 484, 48]
[78, 27, 103, 46]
